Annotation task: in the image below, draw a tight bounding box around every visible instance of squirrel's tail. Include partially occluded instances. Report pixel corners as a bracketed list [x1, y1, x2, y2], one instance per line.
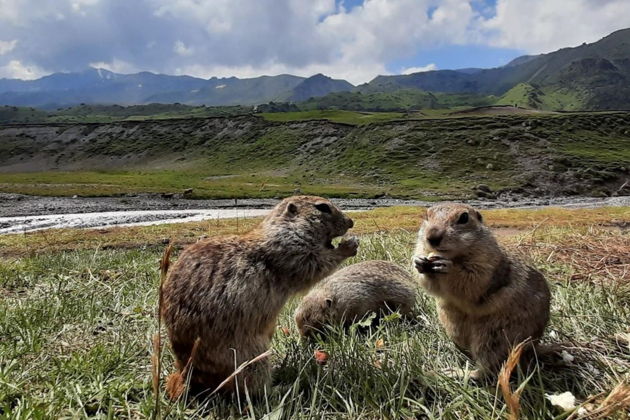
[533, 341, 586, 366]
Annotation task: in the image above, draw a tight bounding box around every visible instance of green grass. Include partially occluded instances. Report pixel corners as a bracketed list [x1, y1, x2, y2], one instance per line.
[261, 110, 406, 125]
[0, 170, 386, 199]
[560, 132, 630, 163]
[1, 209, 629, 418]
[0, 104, 253, 124]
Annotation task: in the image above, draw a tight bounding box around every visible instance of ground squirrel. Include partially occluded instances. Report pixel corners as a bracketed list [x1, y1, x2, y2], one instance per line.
[161, 195, 357, 399]
[295, 260, 418, 337]
[413, 203, 550, 379]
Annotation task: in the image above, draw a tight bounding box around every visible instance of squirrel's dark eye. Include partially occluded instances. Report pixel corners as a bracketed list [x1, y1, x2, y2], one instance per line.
[315, 203, 332, 214]
[457, 212, 469, 224]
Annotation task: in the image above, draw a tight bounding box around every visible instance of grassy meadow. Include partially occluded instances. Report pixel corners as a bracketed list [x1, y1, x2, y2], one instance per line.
[260, 110, 407, 125]
[0, 170, 382, 200]
[1, 206, 629, 419]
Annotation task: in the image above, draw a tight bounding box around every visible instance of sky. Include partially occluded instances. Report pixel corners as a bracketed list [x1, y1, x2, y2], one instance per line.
[0, 0, 629, 84]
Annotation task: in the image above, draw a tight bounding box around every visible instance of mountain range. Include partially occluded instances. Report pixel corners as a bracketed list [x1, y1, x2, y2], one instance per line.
[0, 70, 353, 109]
[1, 28, 629, 110]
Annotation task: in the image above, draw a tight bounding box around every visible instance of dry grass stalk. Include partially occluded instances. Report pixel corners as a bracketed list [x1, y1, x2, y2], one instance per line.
[209, 350, 273, 396]
[498, 339, 530, 420]
[181, 337, 202, 386]
[151, 243, 172, 419]
[151, 334, 161, 398]
[578, 382, 630, 419]
[160, 338, 201, 419]
[566, 382, 630, 420]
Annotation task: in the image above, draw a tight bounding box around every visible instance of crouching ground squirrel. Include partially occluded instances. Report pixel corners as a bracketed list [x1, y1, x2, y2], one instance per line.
[162, 196, 357, 399]
[413, 203, 550, 379]
[295, 260, 417, 337]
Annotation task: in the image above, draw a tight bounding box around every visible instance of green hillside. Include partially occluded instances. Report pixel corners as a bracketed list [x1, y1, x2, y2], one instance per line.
[0, 106, 49, 123]
[297, 89, 496, 112]
[1, 112, 628, 199]
[496, 83, 585, 111]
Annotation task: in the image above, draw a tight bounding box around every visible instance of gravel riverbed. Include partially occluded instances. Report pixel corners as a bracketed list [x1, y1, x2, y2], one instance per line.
[1, 193, 628, 234]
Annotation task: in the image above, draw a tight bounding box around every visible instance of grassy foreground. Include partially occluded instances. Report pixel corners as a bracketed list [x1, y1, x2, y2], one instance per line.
[1, 207, 629, 419]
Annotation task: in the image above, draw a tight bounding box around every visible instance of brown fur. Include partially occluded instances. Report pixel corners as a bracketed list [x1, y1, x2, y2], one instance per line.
[413, 203, 551, 378]
[161, 195, 357, 399]
[295, 260, 418, 337]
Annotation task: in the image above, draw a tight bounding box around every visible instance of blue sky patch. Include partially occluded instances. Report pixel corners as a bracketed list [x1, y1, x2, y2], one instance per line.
[388, 44, 526, 73]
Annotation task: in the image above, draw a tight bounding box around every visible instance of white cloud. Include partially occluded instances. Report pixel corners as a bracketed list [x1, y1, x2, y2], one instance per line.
[0, 59, 46, 79]
[173, 41, 193, 57]
[0, 0, 20, 22]
[401, 63, 438, 74]
[312, 0, 475, 82]
[0, 39, 17, 55]
[71, 0, 99, 14]
[148, 0, 477, 83]
[89, 58, 138, 74]
[481, 0, 630, 53]
[0, 0, 629, 84]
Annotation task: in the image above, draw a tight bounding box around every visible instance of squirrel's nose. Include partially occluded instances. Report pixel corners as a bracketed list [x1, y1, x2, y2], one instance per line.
[427, 234, 442, 247]
[347, 218, 354, 228]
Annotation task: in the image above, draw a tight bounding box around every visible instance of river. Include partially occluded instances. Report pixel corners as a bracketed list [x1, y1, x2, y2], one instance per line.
[0, 193, 627, 235]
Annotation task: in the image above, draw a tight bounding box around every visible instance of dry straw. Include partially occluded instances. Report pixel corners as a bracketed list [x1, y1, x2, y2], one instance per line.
[498, 339, 530, 420]
[151, 243, 172, 419]
[567, 382, 630, 420]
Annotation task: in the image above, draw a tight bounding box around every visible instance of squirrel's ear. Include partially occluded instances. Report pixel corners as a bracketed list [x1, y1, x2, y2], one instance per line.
[314, 203, 332, 214]
[285, 202, 298, 216]
[475, 210, 483, 223]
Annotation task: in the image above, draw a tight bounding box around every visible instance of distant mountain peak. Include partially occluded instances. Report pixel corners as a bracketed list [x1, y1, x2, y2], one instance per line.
[288, 74, 353, 102]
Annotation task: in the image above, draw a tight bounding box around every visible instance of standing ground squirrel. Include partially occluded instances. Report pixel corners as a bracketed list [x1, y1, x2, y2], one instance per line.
[413, 203, 550, 379]
[295, 260, 418, 337]
[161, 195, 357, 399]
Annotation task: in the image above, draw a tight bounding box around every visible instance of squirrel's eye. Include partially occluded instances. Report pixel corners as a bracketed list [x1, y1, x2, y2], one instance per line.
[315, 203, 332, 214]
[457, 212, 469, 224]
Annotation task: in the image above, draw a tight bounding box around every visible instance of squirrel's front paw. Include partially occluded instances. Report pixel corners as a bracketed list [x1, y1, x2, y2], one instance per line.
[414, 255, 452, 274]
[337, 236, 359, 257]
[414, 256, 432, 273]
[430, 257, 452, 273]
